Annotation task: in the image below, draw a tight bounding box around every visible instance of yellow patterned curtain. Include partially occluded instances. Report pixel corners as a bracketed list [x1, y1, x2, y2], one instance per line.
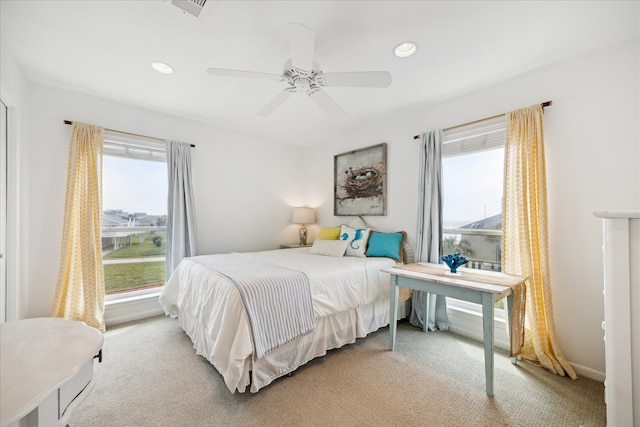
[502, 105, 576, 379]
[51, 123, 106, 331]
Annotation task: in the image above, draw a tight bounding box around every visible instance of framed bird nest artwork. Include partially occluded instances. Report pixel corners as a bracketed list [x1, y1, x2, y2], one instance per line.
[334, 143, 387, 216]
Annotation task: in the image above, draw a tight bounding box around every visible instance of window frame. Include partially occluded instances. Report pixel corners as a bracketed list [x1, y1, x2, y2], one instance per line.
[442, 116, 506, 314]
[102, 132, 167, 301]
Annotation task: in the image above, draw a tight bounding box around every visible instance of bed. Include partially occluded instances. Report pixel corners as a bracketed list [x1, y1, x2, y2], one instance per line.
[159, 237, 412, 393]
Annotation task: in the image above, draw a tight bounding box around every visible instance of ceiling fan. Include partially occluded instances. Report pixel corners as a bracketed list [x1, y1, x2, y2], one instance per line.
[206, 23, 392, 118]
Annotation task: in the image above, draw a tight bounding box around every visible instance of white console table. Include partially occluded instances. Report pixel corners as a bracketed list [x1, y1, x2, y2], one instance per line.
[0, 317, 103, 427]
[594, 211, 639, 427]
[385, 262, 526, 396]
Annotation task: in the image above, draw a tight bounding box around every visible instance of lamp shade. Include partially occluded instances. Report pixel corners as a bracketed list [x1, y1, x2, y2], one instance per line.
[291, 207, 315, 225]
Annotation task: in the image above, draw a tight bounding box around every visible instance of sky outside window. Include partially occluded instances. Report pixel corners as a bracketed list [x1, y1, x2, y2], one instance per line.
[103, 156, 167, 215]
[442, 148, 503, 228]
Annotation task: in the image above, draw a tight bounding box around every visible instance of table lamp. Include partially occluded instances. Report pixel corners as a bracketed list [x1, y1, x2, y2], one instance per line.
[292, 207, 315, 245]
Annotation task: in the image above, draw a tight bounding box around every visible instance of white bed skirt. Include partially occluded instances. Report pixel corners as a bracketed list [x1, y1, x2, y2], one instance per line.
[177, 291, 411, 392]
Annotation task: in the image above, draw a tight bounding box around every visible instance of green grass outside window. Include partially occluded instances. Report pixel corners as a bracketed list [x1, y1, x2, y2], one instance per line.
[103, 231, 166, 294]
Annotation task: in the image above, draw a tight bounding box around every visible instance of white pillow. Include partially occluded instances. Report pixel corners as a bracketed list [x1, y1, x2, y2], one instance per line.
[340, 225, 371, 257]
[309, 239, 348, 257]
[348, 216, 368, 229]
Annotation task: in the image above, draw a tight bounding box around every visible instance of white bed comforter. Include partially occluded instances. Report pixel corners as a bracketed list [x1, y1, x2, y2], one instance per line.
[159, 247, 399, 392]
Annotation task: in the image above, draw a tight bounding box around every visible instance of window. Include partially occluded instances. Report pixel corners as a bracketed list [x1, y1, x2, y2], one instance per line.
[101, 132, 167, 298]
[442, 116, 505, 311]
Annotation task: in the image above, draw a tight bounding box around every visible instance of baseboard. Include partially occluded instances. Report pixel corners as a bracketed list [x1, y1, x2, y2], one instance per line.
[446, 304, 605, 383]
[446, 304, 511, 351]
[104, 293, 164, 327]
[569, 363, 605, 382]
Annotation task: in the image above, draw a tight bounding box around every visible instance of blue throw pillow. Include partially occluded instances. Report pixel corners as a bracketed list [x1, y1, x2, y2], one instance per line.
[366, 232, 404, 260]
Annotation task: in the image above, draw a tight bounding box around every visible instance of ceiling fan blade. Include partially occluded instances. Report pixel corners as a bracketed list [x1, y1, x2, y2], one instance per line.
[206, 68, 282, 82]
[257, 90, 294, 116]
[288, 23, 315, 71]
[320, 71, 392, 88]
[309, 89, 347, 119]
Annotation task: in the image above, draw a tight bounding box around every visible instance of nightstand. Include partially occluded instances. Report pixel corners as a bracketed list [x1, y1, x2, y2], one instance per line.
[280, 243, 311, 249]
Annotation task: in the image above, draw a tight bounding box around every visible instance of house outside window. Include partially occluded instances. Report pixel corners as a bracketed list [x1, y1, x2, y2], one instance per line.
[102, 133, 167, 300]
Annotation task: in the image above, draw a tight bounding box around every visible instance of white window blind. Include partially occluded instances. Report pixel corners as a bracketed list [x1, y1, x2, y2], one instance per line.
[443, 115, 505, 157]
[103, 131, 166, 162]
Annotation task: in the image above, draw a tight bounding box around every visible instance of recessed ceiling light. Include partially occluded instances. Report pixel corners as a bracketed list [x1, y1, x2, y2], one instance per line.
[151, 61, 174, 74]
[394, 42, 417, 58]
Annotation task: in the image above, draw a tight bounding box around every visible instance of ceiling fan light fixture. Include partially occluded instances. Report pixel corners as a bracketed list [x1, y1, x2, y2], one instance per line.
[394, 42, 417, 58]
[151, 61, 174, 74]
[206, 23, 392, 118]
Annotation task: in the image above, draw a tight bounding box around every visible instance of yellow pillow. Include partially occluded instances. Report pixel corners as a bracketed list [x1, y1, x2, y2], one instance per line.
[317, 226, 341, 240]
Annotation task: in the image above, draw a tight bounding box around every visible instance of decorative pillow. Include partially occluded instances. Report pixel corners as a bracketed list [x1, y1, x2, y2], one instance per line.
[348, 216, 368, 229]
[366, 231, 406, 261]
[339, 225, 371, 257]
[316, 226, 341, 240]
[309, 239, 348, 257]
[401, 241, 415, 264]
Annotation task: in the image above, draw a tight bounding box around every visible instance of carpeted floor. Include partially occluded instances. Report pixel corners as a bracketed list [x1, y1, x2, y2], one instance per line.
[70, 315, 606, 427]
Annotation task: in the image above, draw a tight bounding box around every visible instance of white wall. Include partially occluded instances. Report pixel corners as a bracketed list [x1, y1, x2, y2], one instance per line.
[305, 38, 640, 378]
[24, 83, 306, 318]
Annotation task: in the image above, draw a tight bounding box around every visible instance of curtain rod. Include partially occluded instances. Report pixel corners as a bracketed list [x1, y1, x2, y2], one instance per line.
[412, 100, 552, 140]
[63, 120, 196, 148]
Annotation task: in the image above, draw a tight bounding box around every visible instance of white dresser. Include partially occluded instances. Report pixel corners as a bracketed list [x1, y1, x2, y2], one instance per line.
[0, 317, 103, 427]
[594, 211, 639, 427]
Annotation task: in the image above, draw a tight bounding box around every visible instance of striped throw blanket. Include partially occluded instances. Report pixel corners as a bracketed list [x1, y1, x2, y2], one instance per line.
[192, 253, 316, 360]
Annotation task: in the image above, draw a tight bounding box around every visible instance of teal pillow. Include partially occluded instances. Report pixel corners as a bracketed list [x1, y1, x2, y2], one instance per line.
[366, 232, 404, 260]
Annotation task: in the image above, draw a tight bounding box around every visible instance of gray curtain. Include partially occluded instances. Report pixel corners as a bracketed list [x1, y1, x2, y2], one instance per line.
[165, 140, 198, 281]
[409, 129, 449, 331]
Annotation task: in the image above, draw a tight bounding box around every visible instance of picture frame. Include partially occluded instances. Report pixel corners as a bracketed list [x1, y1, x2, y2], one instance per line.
[334, 143, 387, 216]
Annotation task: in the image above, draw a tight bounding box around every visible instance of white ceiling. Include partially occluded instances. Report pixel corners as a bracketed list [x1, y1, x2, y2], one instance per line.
[1, 1, 638, 146]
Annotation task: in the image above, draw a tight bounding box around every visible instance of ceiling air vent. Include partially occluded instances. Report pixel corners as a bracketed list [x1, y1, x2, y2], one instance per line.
[169, 0, 207, 18]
